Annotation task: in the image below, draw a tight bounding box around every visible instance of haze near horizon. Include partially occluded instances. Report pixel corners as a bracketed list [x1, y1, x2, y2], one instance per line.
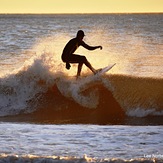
[0, 0, 163, 14]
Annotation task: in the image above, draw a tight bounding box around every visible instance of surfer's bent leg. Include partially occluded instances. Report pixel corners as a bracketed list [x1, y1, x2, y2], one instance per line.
[61, 55, 71, 70]
[81, 56, 96, 74]
[69, 54, 96, 76]
[75, 55, 96, 75]
[77, 62, 83, 78]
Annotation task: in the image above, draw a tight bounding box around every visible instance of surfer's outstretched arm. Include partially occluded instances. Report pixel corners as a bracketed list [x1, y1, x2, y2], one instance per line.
[81, 41, 102, 51]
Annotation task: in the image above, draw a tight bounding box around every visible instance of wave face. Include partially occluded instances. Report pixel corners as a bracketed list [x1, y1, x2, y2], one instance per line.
[0, 51, 163, 124]
[108, 75, 163, 117]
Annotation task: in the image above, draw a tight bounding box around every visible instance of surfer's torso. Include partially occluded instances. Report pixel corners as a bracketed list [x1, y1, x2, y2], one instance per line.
[62, 37, 90, 62]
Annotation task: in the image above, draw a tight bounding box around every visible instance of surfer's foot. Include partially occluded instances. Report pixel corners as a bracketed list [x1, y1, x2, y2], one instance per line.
[94, 68, 102, 75]
[66, 63, 71, 70]
[76, 75, 81, 80]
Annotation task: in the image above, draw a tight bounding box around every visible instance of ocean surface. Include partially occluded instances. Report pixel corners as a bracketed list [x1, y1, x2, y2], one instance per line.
[0, 14, 163, 162]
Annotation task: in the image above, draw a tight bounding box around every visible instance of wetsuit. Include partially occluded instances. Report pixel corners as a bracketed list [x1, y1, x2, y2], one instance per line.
[62, 37, 96, 69]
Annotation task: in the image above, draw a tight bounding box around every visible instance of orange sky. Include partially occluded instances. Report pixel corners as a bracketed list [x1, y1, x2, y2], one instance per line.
[0, 0, 163, 13]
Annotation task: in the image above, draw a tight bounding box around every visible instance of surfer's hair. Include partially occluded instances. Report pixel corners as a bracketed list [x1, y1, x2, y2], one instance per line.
[77, 30, 85, 38]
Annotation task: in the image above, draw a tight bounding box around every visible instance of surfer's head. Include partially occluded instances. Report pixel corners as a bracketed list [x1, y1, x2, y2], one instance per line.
[76, 30, 85, 40]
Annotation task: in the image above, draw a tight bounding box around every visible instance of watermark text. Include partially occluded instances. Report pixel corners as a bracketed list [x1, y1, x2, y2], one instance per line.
[144, 154, 163, 159]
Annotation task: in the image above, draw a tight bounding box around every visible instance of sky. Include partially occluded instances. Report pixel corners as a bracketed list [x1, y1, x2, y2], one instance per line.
[0, 0, 163, 14]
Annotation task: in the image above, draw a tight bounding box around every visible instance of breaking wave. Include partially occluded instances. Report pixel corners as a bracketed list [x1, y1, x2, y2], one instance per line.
[0, 47, 163, 124]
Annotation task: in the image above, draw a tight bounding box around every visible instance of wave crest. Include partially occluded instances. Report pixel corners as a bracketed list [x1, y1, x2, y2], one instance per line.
[0, 49, 163, 124]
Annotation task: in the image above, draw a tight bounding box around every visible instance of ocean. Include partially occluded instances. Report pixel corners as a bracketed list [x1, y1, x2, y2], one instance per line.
[0, 14, 163, 162]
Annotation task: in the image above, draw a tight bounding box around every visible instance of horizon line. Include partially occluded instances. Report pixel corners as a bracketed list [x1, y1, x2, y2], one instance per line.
[0, 12, 163, 14]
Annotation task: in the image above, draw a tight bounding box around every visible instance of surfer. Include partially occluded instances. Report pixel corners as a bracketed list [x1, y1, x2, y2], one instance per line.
[61, 30, 102, 78]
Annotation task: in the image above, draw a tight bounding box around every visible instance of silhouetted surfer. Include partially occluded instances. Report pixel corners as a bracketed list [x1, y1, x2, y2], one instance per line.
[61, 30, 102, 78]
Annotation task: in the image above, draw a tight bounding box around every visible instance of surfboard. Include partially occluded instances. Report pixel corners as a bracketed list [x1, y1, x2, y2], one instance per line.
[69, 63, 116, 80]
[96, 63, 116, 75]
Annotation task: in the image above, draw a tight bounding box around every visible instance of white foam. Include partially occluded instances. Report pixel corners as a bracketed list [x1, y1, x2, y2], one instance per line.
[0, 154, 158, 163]
[0, 52, 58, 116]
[127, 107, 163, 117]
[56, 75, 100, 109]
